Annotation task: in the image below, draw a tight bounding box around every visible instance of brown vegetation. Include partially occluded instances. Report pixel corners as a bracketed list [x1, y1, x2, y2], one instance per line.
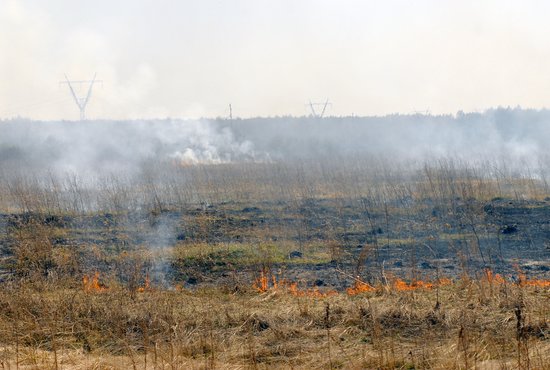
[0, 159, 549, 368]
[0, 277, 548, 369]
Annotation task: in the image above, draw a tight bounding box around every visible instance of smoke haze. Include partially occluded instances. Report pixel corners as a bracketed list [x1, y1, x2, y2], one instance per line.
[0, 119, 259, 177]
[0, 107, 549, 182]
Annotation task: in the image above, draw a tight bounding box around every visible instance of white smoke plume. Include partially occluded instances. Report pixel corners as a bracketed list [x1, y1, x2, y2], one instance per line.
[0, 119, 261, 179]
[1, 107, 549, 184]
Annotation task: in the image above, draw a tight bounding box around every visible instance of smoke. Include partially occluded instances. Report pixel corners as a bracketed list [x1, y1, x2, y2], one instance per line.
[144, 212, 179, 288]
[0, 107, 549, 185]
[0, 119, 261, 178]
[2, 108, 549, 284]
[229, 108, 550, 169]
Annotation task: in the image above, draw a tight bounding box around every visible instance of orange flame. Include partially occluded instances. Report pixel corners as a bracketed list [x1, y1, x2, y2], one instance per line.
[486, 267, 550, 288]
[347, 276, 452, 295]
[253, 270, 270, 293]
[137, 273, 151, 293]
[346, 280, 376, 295]
[392, 278, 434, 291]
[253, 270, 458, 297]
[484, 269, 506, 285]
[252, 269, 550, 298]
[388, 276, 454, 292]
[83, 272, 107, 292]
[518, 273, 550, 288]
[253, 270, 337, 297]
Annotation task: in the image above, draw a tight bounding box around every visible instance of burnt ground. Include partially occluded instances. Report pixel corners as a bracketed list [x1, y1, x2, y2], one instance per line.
[0, 196, 549, 290]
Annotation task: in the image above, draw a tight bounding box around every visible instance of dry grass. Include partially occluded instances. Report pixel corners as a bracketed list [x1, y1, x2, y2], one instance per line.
[0, 277, 548, 369]
[1, 161, 549, 368]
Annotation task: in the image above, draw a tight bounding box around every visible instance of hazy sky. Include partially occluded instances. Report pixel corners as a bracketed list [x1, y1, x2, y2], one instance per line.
[2, 0, 550, 120]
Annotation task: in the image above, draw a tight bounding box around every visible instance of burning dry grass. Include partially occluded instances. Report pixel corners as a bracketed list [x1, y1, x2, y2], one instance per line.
[253, 269, 338, 298]
[346, 280, 376, 295]
[253, 269, 458, 298]
[82, 271, 151, 293]
[481, 268, 550, 288]
[519, 274, 550, 288]
[345, 276, 453, 295]
[82, 272, 107, 292]
[0, 277, 548, 369]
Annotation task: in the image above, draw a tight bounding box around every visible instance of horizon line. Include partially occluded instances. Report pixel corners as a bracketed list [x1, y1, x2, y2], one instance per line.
[1, 105, 549, 122]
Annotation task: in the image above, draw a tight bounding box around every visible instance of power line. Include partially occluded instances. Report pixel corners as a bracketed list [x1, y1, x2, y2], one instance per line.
[0, 94, 71, 118]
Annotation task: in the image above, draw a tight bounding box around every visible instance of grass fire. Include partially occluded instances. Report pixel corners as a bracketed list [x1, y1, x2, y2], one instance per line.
[0, 138, 549, 368]
[3, 2, 550, 367]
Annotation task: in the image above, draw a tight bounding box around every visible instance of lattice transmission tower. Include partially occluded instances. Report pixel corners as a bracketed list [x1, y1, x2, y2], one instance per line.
[60, 73, 102, 120]
[307, 99, 332, 118]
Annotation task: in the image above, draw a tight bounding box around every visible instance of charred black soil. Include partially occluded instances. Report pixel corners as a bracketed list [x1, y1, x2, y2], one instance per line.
[1, 196, 548, 290]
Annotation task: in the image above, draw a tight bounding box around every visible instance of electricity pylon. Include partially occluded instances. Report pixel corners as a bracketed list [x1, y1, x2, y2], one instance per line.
[306, 99, 332, 118]
[60, 73, 102, 120]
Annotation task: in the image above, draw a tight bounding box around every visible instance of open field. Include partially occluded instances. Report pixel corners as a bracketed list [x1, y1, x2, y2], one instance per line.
[5, 0, 550, 367]
[1, 114, 550, 368]
[0, 155, 549, 369]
